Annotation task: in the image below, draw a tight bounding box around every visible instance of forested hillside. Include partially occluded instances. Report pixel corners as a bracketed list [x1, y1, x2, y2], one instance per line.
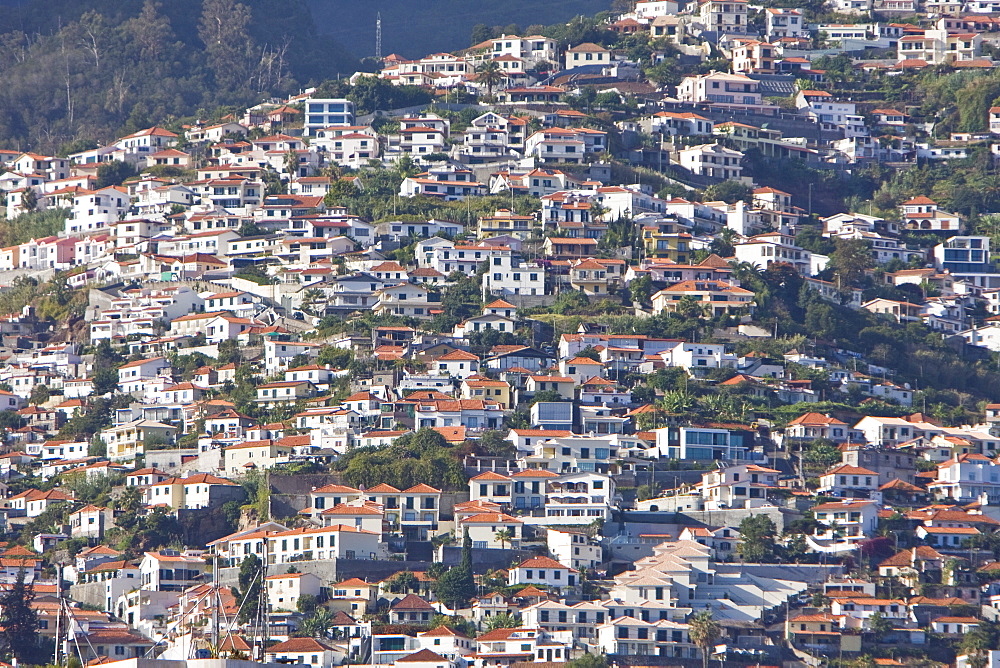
[307, 0, 611, 59]
[0, 0, 358, 152]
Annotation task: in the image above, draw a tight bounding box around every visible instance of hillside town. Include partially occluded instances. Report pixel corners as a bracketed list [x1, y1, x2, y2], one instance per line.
[7, 1, 1000, 668]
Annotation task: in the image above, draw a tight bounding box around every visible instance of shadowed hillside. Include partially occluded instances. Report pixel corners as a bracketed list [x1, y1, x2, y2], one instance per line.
[307, 0, 611, 59]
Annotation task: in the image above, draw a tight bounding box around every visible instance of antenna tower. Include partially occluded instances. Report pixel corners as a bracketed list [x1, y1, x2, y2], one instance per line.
[376, 13, 383, 60]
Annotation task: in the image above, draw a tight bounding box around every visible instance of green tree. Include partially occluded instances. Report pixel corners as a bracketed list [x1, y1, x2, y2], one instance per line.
[324, 178, 359, 207]
[961, 622, 999, 668]
[484, 611, 521, 631]
[433, 273, 482, 332]
[434, 564, 475, 610]
[28, 384, 50, 406]
[637, 484, 658, 501]
[709, 228, 738, 258]
[470, 23, 494, 46]
[567, 655, 608, 668]
[629, 274, 653, 305]
[20, 188, 37, 213]
[237, 554, 263, 625]
[296, 594, 318, 614]
[804, 438, 841, 469]
[494, 528, 513, 550]
[478, 430, 514, 457]
[866, 611, 892, 641]
[387, 571, 418, 594]
[91, 339, 124, 395]
[123, 0, 174, 64]
[476, 61, 504, 99]
[284, 149, 300, 178]
[96, 160, 138, 188]
[238, 220, 263, 236]
[851, 656, 877, 668]
[737, 515, 777, 562]
[217, 339, 243, 366]
[88, 435, 107, 458]
[317, 345, 352, 368]
[199, 0, 253, 90]
[704, 180, 752, 204]
[461, 527, 472, 571]
[0, 569, 39, 663]
[645, 58, 680, 87]
[829, 238, 876, 288]
[688, 610, 720, 668]
[300, 607, 335, 638]
[434, 529, 475, 609]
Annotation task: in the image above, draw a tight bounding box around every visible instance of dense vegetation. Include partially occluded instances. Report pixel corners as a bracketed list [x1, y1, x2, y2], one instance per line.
[0, 0, 357, 152]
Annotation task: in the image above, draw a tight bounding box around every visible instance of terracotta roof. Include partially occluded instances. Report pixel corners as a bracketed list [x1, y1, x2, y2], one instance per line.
[516, 555, 573, 570]
[398, 650, 449, 663]
[404, 483, 441, 493]
[879, 546, 944, 567]
[421, 625, 470, 638]
[824, 464, 879, 477]
[267, 637, 334, 653]
[391, 594, 434, 610]
[461, 512, 521, 524]
[335, 578, 370, 587]
[470, 471, 512, 481]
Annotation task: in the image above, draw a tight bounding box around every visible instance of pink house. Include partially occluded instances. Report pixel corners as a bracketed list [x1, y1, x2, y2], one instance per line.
[19, 236, 76, 270]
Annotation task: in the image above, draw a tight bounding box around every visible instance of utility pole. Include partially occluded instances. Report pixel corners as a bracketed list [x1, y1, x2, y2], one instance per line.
[212, 551, 219, 654]
[53, 564, 62, 667]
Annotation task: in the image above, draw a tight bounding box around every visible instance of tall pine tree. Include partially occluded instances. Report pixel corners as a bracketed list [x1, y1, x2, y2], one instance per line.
[434, 529, 476, 610]
[0, 568, 38, 663]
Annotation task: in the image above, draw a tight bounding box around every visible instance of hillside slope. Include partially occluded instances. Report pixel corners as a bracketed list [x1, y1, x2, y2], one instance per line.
[0, 0, 357, 152]
[307, 0, 611, 59]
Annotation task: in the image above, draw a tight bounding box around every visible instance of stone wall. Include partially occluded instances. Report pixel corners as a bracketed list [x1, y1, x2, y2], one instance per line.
[177, 507, 241, 546]
[69, 581, 108, 609]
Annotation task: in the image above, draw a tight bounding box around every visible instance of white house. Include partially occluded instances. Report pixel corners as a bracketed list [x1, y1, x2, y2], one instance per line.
[676, 144, 745, 181]
[508, 555, 578, 589]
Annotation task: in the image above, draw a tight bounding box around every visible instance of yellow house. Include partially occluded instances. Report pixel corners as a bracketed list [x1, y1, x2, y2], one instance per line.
[787, 613, 850, 652]
[223, 439, 293, 475]
[526, 375, 575, 400]
[461, 377, 513, 409]
[478, 209, 535, 238]
[100, 419, 177, 463]
[641, 229, 694, 261]
[651, 280, 755, 316]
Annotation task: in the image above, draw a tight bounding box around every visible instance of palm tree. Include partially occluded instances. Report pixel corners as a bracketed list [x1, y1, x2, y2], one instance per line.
[709, 228, 738, 257]
[688, 609, 721, 668]
[301, 607, 335, 638]
[283, 149, 300, 178]
[476, 60, 504, 99]
[301, 288, 323, 315]
[495, 528, 513, 550]
[730, 260, 763, 286]
[829, 520, 844, 543]
[675, 294, 710, 320]
[589, 201, 610, 223]
[484, 611, 520, 631]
